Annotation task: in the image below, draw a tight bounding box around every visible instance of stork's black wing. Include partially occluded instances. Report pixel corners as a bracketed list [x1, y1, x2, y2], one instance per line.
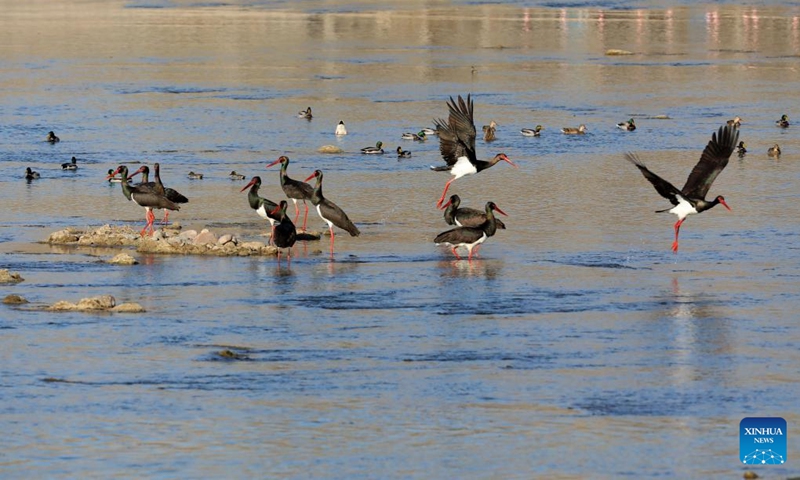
[681, 124, 739, 199]
[434, 94, 477, 166]
[625, 153, 682, 206]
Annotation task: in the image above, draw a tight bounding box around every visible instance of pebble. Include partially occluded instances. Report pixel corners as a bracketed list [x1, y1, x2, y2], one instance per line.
[108, 253, 138, 265]
[0, 269, 24, 283]
[3, 294, 28, 304]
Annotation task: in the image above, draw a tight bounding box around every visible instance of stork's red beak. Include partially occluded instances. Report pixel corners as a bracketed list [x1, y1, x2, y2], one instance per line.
[493, 205, 509, 216]
[105, 167, 121, 180]
[501, 154, 517, 168]
[720, 199, 731, 211]
[440, 199, 452, 210]
[304, 172, 316, 182]
[266, 158, 281, 168]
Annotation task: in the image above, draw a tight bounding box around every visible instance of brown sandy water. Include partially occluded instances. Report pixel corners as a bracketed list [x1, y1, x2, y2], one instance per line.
[1, 1, 800, 477]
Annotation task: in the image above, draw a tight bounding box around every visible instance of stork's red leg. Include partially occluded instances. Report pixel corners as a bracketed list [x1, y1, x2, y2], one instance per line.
[451, 247, 461, 260]
[436, 179, 455, 208]
[293, 199, 300, 224]
[329, 227, 335, 255]
[302, 202, 309, 231]
[672, 218, 685, 253]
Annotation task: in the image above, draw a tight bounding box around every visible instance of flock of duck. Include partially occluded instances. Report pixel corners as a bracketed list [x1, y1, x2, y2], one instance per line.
[30, 98, 791, 261]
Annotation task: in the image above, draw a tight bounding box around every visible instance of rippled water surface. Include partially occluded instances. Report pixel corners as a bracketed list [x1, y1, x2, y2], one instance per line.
[2, 0, 800, 478]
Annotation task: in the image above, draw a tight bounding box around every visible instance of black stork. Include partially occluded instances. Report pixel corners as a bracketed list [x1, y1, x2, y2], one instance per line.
[434, 201, 506, 261]
[269, 200, 297, 264]
[240, 176, 280, 244]
[626, 124, 739, 253]
[153, 163, 189, 224]
[304, 169, 360, 254]
[441, 194, 507, 229]
[266, 155, 314, 231]
[108, 165, 180, 236]
[431, 94, 516, 208]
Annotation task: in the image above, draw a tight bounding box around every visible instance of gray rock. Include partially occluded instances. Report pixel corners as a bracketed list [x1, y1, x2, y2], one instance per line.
[0, 269, 24, 283]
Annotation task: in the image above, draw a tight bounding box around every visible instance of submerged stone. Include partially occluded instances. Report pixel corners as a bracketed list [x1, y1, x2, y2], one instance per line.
[108, 253, 138, 265]
[3, 294, 28, 304]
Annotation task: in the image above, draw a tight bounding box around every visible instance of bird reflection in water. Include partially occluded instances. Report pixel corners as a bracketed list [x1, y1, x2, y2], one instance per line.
[438, 258, 500, 279]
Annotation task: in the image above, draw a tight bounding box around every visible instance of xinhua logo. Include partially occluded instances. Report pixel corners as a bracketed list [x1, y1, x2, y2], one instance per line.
[740, 417, 787, 465]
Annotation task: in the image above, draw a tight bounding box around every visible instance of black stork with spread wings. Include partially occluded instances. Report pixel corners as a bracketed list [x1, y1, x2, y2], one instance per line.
[431, 95, 516, 208]
[626, 124, 739, 253]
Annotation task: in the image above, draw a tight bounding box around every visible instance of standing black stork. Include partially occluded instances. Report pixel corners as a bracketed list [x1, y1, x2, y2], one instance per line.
[441, 194, 507, 229]
[240, 176, 280, 244]
[434, 201, 506, 261]
[108, 165, 180, 236]
[153, 163, 188, 224]
[431, 94, 517, 208]
[625, 124, 738, 253]
[269, 200, 297, 264]
[266, 156, 314, 231]
[303, 169, 360, 254]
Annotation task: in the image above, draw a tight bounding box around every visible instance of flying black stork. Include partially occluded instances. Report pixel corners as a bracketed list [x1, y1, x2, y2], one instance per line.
[270, 200, 297, 264]
[240, 176, 280, 244]
[434, 201, 506, 261]
[304, 169, 360, 255]
[108, 165, 180, 236]
[431, 94, 516, 208]
[441, 194, 506, 229]
[266, 156, 314, 231]
[626, 124, 739, 253]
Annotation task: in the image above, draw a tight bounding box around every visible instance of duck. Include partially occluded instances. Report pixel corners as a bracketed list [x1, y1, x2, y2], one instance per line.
[335, 120, 347, 135]
[61, 156, 78, 170]
[298, 107, 312, 119]
[736, 141, 747, 156]
[107, 168, 123, 183]
[361, 141, 384, 154]
[617, 118, 636, 131]
[776, 114, 790, 128]
[401, 131, 426, 141]
[396, 146, 411, 158]
[188, 171, 204, 179]
[25, 167, 40, 180]
[561, 124, 587, 134]
[520, 125, 544, 137]
[46, 131, 60, 143]
[482, 121, 497, 142]
[421, 127, 437, 136]
[229, 171, 246, 180]
[727, 116, 742, 128]
[768, 144, 781, 157]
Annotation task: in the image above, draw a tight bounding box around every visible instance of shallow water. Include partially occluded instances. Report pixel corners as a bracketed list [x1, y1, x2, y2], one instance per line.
[2, 0, 800, 478]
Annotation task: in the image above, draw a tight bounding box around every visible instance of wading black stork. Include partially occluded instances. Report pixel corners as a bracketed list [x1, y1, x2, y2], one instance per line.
[434, 201, 506, 261]
[441, 194, 506, 229]
[267, 156, 314, 231]
[240, 176, 280, 244]
[431, 94, 517, 208]
[153, 163, 188, 224]
[304, 169, 360, 254]
[270, 200, 297, 264]
[626, 124, 739, 253]
[108, 165, 180, 236]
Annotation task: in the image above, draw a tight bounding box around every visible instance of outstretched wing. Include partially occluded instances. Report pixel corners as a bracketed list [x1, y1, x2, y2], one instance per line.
[625, 152, 682, 206]
[434, 95, 476, 166]
[681, 124, 739, 199]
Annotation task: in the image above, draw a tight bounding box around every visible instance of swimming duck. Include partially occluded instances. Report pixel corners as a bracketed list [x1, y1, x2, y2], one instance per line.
[396, 146, 411, 158]
[46, 131, 60, 143]
[617, 118, 636, 131]
[61, 156, 78, 170]
[107, 168, 123, 183]
[561, 124, 587, 134]
[521, 125, 544, 137]
[229, 171, 246, 180]
[727, 116, 742, 128]
[335, 120, 347, 135]
[402, 131, 426, 141]
[361, 141, 384, 154]
[298, 107, 312, 119]
[482, 121, 497, 142]
[736, 141, 747, 156]
[188, 171, 204, 179]
[421, 127, 437, 136]
[25, 167, 40, 180]
[776, 114, 790, 128]
[768, 144, 781, 157]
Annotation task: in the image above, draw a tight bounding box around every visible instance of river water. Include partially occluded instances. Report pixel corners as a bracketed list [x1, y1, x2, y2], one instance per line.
[1, 0, 799, 478]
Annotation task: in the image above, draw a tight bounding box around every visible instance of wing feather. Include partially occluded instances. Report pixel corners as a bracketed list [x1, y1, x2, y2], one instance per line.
[625, 153, 682, 206]
[681, 124, 739, 199]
